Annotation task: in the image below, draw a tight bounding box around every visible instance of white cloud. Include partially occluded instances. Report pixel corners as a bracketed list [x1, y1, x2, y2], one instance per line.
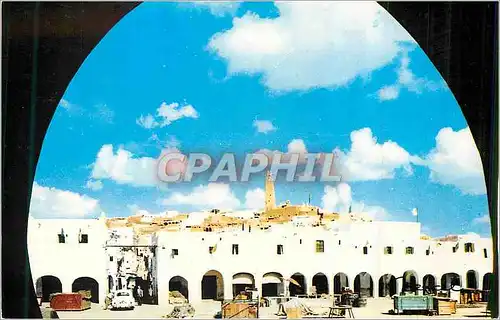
[148, 134, 181, 149]
[192, 2, 241, 17]
[425, 127, 486, 195]
[137, 102, 199, 129]
[377, 50, 443, 101]
[287, 139, 307, 154]
[322, 183, 352, 212]
[90, 144, 171, 187]
[321, 183, 390, 220]
[161, 183, 241, 211]
[244, 188, 265, 210]
[160, 185, 266, 213]
[136, 114, 157, 129]
[208, 2, 414, 92]
[58, 100, 114, 123]
[85, 180, 103, 191]
[29, 182, 102, 218]
[334, 128, 415, 181]
[357, 204, 390, 221]
[473, 214, 490, 225]
[253, 120, 277, 134]
[256, 138, 309, 164]
[377, 85, 399, 101]
[123, 134, 180, 156]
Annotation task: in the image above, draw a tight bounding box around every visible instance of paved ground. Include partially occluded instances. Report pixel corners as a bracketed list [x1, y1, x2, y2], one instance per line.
[49, 298, 489, 319]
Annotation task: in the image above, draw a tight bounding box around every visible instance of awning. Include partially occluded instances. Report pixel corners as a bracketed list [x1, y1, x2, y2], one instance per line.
[232, 274, 254, 285]
[262, 274, 282, 284]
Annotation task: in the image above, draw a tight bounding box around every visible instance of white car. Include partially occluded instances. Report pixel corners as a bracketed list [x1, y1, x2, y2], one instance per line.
[111, 290, 135, 310]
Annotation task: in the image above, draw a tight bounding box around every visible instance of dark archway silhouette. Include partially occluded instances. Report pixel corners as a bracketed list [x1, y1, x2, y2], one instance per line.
[262, 272, 284, 297]
[289, 273, 306, 296]
[169, 276, 189, 301]
[72, 277, 99, 303]
[482, 273, 494, 302]
[35, 276, 62, 302]
[201, 270, 224, 300]
[334, 273, 349, 294]
[441, 273, 461, 290]
[423, 274, 437, 294]
[354, 272, 373, 297]
[403, 270, 418, 293]
[483, 273, 494, 291]
[378, 274, 397, 297]
[312, 273, 329, 295]
[466, 270, 479, 289]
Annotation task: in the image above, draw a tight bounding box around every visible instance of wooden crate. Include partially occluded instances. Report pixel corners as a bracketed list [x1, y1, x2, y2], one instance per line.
[435, 299, 453, 315]
[450, 300, 457, 314]
[438, 305, 451, 315]
[222, 302, 257, 318]
[286, 307, 302, 319]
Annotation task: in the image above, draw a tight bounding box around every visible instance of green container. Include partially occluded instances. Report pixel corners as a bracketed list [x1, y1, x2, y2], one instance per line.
[394, 295, 434, 313]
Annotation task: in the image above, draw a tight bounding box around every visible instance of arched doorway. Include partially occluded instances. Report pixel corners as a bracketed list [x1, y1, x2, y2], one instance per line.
[378, 274, 396, 297]
[169, 276, 189, 301]
[312, 273, 329, 295]
[466, 270, 478, 289]
[334, 273, 349, 294]
[289, 273, 306, 296]
[483, 273, 494, 291]
[201, 270, 224, 300]
[232, 273, 255, 297]
[423, 275, 437, 294]
[35, 276, 62, 302]
[72, 277, 99, 303]
[403, 270, 418, 294]
[262, 272, 284, 297]
[354, 272, 373, 297]
[441, 273, 461, 290]
[482, 273, 493, 302]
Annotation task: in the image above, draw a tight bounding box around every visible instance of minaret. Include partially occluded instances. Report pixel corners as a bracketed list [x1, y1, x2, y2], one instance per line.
[265, 171, 276, 212]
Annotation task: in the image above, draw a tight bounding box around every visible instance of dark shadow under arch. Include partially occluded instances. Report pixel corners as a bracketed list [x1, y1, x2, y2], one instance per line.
[312, 273, 329, 295]
[35, 276, 62, 302]
[169, 276, 189, 301]
[72, 277, 99, 303]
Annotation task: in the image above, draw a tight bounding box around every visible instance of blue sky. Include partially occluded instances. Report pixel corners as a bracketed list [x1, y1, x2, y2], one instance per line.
[30, 2, 491, 237]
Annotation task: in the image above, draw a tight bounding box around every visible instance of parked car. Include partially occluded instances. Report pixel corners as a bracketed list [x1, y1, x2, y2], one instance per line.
[110, 290, 135, 310]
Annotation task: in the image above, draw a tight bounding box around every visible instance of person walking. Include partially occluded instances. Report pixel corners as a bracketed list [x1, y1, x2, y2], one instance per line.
[104, 291, 113, 310]
[137, 285, 144, 306]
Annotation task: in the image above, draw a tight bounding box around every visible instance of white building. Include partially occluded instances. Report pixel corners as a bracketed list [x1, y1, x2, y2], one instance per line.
[28, 176, 494, 306]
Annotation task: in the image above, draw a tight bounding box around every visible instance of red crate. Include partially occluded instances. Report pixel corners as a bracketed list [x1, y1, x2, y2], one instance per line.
[50, 293, 91, 311]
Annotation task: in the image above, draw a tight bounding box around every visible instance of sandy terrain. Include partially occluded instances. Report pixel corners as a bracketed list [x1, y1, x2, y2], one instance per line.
[48, 297, 489, 319]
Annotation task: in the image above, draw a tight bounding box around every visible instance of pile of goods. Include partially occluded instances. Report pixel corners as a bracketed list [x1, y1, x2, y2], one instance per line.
[163, 304, 196, 318]
[77, 290, 92, 300]
[41, 307, 58, 319]
[234, 293, 249, 300]
[341, 293, 359, 306]
[169, 291, 188, 304]
[276, 298, 317, 316]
